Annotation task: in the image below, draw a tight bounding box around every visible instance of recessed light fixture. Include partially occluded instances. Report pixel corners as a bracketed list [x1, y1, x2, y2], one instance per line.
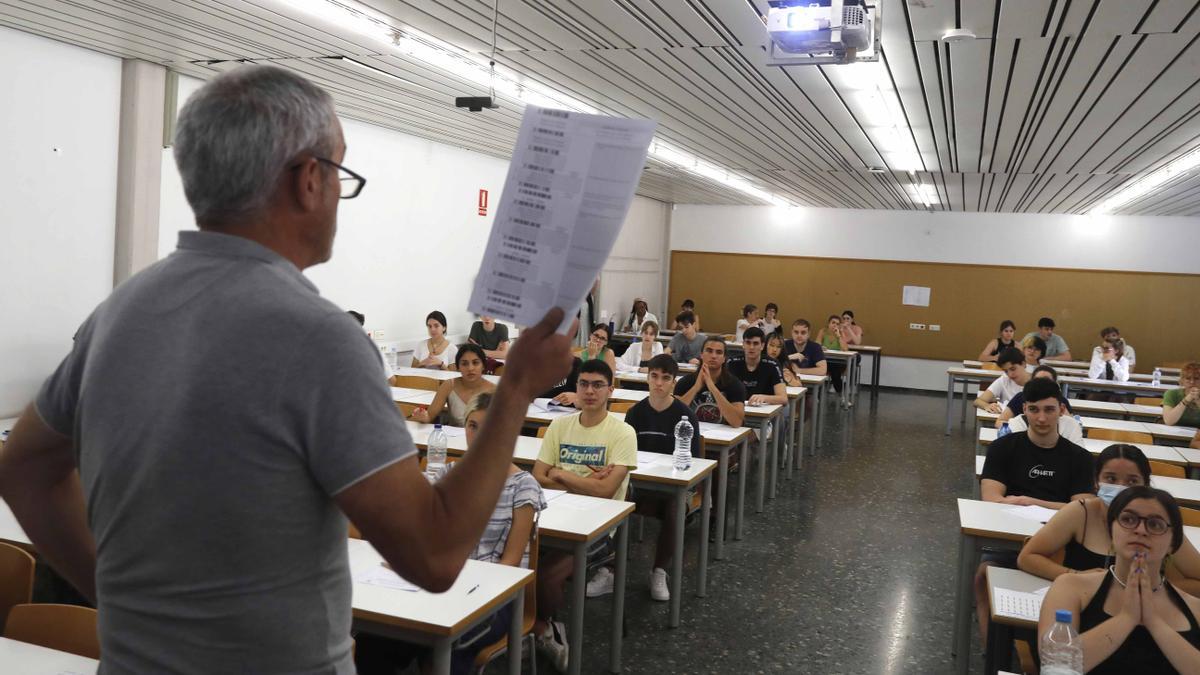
[1090, 144, 1200, 214]
[866, 166, 887, 173]
[940, 28, 976, 43]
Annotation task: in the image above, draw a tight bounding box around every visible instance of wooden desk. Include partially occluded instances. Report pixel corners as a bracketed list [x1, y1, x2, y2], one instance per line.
[849, 344, 882, 396]
[537, 496, 635, 675]
[823, 348, 858, 405]
[0, 636, 98, 674]
[1060, 376, 1173, 399]
[742, 402, 785, 515]
[349, 539, 531, 675]
[405, 421, 720, 627]
[977, 427, 1189, 466]
[985, 567, 1050, 675]
[392, 366, 501, 385]
[945, 367, 1002, 435]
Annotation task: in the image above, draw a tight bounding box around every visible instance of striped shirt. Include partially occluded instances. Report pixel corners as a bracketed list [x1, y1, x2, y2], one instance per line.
[472, 470, 547, 567]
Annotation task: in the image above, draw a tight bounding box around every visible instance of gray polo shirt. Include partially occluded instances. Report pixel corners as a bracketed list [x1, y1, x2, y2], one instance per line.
[668, 331, 707, 363]
[36, 231, 412, 674]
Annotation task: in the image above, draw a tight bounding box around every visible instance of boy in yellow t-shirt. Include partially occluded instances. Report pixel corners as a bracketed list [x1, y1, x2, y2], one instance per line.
[531, 359, 636, 671]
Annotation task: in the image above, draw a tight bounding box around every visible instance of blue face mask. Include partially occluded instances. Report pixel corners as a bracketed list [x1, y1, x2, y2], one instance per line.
[1097, 482, 1127, 506]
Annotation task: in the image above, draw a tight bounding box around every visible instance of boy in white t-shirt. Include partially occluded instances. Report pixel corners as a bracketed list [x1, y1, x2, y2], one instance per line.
[973, 347, 1032, 413]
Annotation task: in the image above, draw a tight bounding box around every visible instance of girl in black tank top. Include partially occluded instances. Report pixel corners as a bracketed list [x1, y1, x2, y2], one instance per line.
[1079, 571, 1200, 673]
[990, 338, 1017, 356]
[1062, 499, 1110, 571]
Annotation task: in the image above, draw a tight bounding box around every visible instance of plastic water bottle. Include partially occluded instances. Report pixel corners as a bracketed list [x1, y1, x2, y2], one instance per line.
[426, 424, 448, 482]
[1153, 367, 1162, 387]
[1041, 609, 1083, 675]
[997, 422, 1011, 438]
[673, 418, 694, 472]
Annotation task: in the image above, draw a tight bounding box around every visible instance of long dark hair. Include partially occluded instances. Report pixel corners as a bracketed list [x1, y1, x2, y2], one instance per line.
[1094, 444, 1151, 488]
[1107, 486, 1184, 553]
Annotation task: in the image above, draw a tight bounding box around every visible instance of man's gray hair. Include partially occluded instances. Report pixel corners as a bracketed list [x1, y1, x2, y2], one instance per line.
[173, 65, 338, 225]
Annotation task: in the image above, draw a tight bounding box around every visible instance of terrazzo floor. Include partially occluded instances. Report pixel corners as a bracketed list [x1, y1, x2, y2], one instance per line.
[492, 388, 988, 675]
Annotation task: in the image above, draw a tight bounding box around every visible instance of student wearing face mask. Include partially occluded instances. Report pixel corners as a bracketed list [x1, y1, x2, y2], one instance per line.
[1019, 445, 1200, 596]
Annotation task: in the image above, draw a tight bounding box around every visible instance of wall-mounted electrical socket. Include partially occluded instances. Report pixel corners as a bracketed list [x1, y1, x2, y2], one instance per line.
[909, 323, 926, 330]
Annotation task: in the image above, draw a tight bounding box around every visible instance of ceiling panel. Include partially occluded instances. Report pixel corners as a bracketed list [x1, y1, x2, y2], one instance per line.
[2, 0, 1199, 215]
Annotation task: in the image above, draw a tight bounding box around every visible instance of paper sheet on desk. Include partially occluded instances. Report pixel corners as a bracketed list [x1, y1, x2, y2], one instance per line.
[1003, 504, 1059, 523]
[532, 398, 578, 415]
[992, 586, 1048, 622]
[468, 105, 657, 333]
[354, 565, 421, 592]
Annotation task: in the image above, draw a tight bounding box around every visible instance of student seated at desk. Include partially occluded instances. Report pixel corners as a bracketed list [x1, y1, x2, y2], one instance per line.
[541, 357, 582, 408]
[840, 309, 863, 346]
[623, 354, 701, 602]
[978, 319, 1018, 363]
[782, 318, 827, 378]
[727, 327, 786, 407]
[411, 310, 458, 370]
[1024, 316, 1072, 361]
[735, 304, 762, 343]
[765, 333, 801, 387]
[468, 315, 509, 359]
[666, 311, 705, 365]
[1038, 487, 1200, 674]
[621, 297, 657, 333]
[579, 323, 617, 373]
[976, 377, 1095, 642]
[356, 393, 547, 675]
[1019, 445, 1200, 596]
[531, 360, 637, 669]
[997, 365, 1076, 426]
[974, 348, 1031, 414]
[816, 315, 850, 398]
[1090, 337, 1131, 382]
[671, 299, 700, 332]
[616, 320, 663, 373]
[674, 336, 747, 427]
[410, 345, 495, 426]
[1162, 363, 1200, 427]
[1093, 326, 1137, 369]
[1024, 335, 1047, 371]
[761, 302, 781, 336]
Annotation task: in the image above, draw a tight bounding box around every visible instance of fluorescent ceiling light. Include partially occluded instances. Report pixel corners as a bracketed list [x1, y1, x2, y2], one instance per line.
[283, 0, 796, 206]
[908, 181, 937, 207]
[1089, 145, 1200, 214]
[837, 62, 923, 172]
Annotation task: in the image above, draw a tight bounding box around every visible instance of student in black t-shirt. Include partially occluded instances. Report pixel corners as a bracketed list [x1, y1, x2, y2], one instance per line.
[624, 354, 702, 603]
[674, 336, 747, 427]
[974, 376, 1095, 643]
[726, 327, 787, 407]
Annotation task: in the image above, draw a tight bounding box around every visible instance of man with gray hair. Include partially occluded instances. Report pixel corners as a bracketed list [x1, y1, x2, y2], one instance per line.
[0, 65, 576, 673]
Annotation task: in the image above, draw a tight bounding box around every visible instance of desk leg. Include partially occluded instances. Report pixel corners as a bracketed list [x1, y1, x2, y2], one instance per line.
[816, 383, 826, 446]
[610, 521, 628, 673]
[945, 373, 956, 435]
[960, 379, 969, 423]
[768, 414, 779, 499]
[432, 638, 452, 675]
[669, 488, 686, 628]
[796, 398, 806, 468]
[756, 425, 767, 513]
[781, 405, 792, 476]
[735, 439, 748, 539]
[509, 591, 525, 675]
[953, 533, 978, 675]
[714, 448, 728, 559]
[568, 542, 586, 675]
[698, 476, 710, 597]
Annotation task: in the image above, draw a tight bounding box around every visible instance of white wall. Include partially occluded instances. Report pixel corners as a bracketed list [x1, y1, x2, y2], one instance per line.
[670, 205, 1200, 274]
[670, 204, 1200, 390]
[160, 75, 671, 354]
[598, 196, 671, 328]
[0, 27, 122, 416]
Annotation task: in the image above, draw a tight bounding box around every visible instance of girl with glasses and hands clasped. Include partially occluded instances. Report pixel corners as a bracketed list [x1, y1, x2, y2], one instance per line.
[1038, 486, 1200, 673]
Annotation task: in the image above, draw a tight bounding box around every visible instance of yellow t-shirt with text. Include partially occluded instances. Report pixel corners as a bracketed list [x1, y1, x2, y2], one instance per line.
[537, 412, 638, 501]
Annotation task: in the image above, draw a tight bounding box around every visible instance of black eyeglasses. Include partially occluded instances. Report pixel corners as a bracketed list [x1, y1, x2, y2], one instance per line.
[1116, 510, 1170, 536]
[292, 156, 367, 199]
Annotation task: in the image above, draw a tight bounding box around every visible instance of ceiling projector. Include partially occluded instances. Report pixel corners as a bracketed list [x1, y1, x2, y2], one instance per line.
[766, 0, 876, 63]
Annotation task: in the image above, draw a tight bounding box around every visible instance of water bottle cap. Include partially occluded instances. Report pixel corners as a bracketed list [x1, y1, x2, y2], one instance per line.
[433, 423, 442, 429]
[1055, 609, 1072, 623]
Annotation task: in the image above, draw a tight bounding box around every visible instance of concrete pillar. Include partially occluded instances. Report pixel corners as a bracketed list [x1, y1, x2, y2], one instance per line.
[113, 59, 165, 285]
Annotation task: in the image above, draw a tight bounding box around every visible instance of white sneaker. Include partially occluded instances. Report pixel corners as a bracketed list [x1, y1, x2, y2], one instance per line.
[585, 566, 614, 597]
[535, 620, 570, 673]
[649, 567, 670, 602]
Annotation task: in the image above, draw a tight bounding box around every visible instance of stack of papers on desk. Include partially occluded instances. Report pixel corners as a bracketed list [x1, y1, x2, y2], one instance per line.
[532, 398, 577, 415]
[354, 565, 420, 592]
